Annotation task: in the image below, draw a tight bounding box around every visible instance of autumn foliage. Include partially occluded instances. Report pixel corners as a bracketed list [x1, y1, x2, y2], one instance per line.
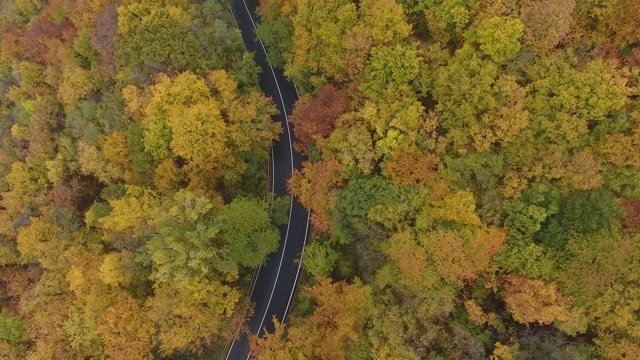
[255, 0, 640, 357]
[1, 0, 640, 357]
[289, 157, 344, 233]
[289, 84, 349, 151]
[0, 0, 280, 358]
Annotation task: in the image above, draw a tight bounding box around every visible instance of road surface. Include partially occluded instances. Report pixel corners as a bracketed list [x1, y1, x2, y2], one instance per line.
[225, 0, 309, 359]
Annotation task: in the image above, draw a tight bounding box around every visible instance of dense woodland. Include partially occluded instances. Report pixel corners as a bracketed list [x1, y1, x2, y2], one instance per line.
[250, 0, 640, 359]
[1, 0, 640, 359]
[0, 0, 285, 358]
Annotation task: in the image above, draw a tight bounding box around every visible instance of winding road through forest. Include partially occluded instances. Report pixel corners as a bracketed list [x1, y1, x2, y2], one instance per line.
[225, 0, 309, 359]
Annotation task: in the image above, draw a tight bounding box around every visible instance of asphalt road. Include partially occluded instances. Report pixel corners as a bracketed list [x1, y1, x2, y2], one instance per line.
[225, 0, 309, 359]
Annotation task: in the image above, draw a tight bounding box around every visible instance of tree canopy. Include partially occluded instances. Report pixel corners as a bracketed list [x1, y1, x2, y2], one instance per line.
[256, 0, 640, 358]
[0, 0, 281, 358]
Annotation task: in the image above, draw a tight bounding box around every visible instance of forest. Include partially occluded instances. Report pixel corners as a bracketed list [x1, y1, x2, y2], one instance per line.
[0, 0, 639, 359]
[0, 0, 284, 358]
[250, 0, 640, 359]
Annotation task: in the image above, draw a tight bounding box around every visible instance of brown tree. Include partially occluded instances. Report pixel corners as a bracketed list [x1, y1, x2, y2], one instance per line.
[520, 0, 575, 51]
[1, 25, 24, 62]
[383, 145, 440, 186]
[290, 84, 349, 151]
[91, 3, 117, 79]
[21, 3, 76, 65]
[289, 157, 345, 233]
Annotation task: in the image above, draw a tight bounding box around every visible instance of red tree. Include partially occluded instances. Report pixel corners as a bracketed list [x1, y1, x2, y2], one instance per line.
[1, 25, 24, 62]
[290, 84, 349, 151]
[21, 3, 76, 65]
[49, 180, 82, 214]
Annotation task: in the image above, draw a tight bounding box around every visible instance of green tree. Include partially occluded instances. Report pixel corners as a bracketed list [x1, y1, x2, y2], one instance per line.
[432, 48, 529, 152]
[285, 0, 358, 88]
[144, 190, 224, 283]
[362, 44, 421, 102]
[269, 194, 291, 226]
[256, 1, 294, 68]
[526, 58, 629, 122]
[219, 197, 280, 268]
[0, 309, 29, 344]
[535, 188, 625, 248]
[332, 175, 424, 243]
[420, 0, 480, 44]
[116, 0, 209, 81]
[143, 190, 278, 285]
[302, 239, 338, 276]
[475, 16, 524, 63]
[560, 229, 640, 304]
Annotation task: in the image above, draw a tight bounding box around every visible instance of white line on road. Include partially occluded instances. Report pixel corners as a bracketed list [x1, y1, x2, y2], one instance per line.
[283, 209, 311, 322]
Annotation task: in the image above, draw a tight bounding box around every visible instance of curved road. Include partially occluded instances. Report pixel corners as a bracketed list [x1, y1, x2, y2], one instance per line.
[225, 0, 309, 359]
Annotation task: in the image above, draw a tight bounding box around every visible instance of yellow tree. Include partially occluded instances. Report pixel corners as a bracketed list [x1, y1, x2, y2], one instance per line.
[19, 271, 76, 360]
[502, 274, 582, 332]
[596, 111, 640, 169]
[249, 317, 299, 360]
[357, 0, 412, 45]
[16, 217, 68, 271]
[96, 292, 154, 360]
[63, 248, 117, 358]
[476, 16, 524, 63]
[209, 69, 280, 186]
[98, 250, 140, 288]
[97, 185, 159, 233]
[57, 63, 101, 108]
[319, 113, 377, 175]
[382, 231, 439, 290]
[146, 278, 241, 356]
[341, 0, 412, 81]
[138, 70, 279, 190]
[286, 0, 358, 87]
[142, 72, 230, 169]
[77, 141, 121, 183]
[251, 276, 372, 360]
[99, 131, 134, 182]
[421, 226, 506, 285]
